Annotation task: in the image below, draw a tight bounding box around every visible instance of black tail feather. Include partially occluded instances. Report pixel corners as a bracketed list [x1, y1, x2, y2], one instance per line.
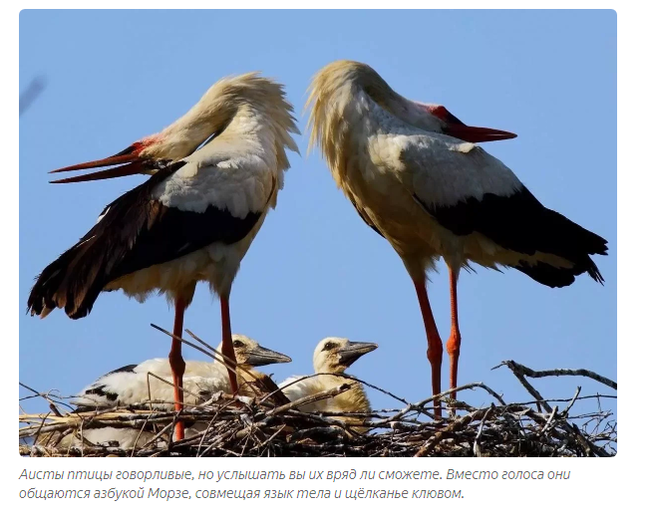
[514, 255, 604, 289]
[27, 159, 266, 318]
[423, 186, 608, 288]
[26, 163, 182, 320]
[27, 235, 109, 319]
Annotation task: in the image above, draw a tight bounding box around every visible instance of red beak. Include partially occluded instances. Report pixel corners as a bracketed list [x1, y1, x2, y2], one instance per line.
[429, 105, 517, 143]
[49, 143, 149, 184]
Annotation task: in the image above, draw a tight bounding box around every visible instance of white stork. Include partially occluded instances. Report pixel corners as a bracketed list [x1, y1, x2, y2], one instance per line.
[40, 335, 291, 451]
[307, 60, 608, 416]
[73, 334, 292, 410]
[27, 73, 299, 438]
[279, 337, 377, 432]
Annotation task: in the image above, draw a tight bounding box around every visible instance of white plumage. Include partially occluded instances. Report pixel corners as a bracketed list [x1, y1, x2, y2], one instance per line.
[279, 337, 377, 432]
[307, 60, 607, 415]
[41, 335, 291, 450]
[73, 334, 291, 410]
[29, 73, 299, 439]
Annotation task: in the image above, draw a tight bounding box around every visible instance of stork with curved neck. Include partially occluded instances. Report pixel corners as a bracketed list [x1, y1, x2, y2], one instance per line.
[29, 73, 299, 439]
[307, 60, 607, 416]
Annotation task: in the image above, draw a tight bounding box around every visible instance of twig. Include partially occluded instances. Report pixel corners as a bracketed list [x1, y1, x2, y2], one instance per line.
[496, 361, 553, 413]
[493, 360, 616, 390]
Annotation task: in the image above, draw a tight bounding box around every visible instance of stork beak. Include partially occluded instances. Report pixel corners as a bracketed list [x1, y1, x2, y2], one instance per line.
[429, 105, 517, 143]
[338, 341, 378, 367]
[443, 123, 517, 143]
[247, 345, 292, 367]
[49, 144, 150, 184]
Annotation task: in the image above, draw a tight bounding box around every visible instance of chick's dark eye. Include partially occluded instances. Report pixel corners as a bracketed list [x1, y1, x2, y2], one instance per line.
[323, 342, 335, 351]
[233, 340, 244, 348]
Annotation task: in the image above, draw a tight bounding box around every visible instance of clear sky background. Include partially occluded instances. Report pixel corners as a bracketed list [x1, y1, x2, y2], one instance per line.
[19, 10, 616, 419]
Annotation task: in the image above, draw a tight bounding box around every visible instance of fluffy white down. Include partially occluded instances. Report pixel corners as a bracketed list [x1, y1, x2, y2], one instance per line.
[278, 374, 321, 403]
[279, 374, 361, 415]
[277, 337, 373, 415]
[73, 358, 232, 410]
[72, 334, 290, 411]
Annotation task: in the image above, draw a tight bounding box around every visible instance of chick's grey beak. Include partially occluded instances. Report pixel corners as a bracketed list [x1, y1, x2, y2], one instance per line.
[247, 345, 292, 367]
[338, 341, 378, 367]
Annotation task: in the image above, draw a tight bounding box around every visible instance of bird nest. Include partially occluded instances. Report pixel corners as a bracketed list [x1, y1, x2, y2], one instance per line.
[19, 360, 616, 457]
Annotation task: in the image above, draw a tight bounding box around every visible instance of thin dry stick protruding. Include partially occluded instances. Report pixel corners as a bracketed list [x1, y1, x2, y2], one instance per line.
[493, 360, 617, 390]
[473, 406, 493, 457]
[184, 329, 237, 371]
[184, 328, 217, 355]
[266, 384, 351, 417]
[541, 406, 558, 434]
[150, 324, 217, 362]
[496, 361, 553, 413]
[561, 387, 582, 418]
[151, 324, 276, 399]
[19, 382, 72, 414]
[144, 371, 207, 408]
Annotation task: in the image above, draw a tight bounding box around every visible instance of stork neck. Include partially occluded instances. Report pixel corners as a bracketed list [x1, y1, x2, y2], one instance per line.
[222, 104, 274, 139]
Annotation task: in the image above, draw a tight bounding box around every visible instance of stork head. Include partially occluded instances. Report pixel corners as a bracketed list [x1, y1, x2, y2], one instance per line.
[215, 334, 291, 370]
[307, 59, 515, 153]
[313, 337, 378, 374]
[50, 73, 299, 184]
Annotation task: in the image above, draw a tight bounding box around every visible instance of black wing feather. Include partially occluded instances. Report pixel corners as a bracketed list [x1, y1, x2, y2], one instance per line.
[416, 186, 608, 287]
[28, 161, 264, 318]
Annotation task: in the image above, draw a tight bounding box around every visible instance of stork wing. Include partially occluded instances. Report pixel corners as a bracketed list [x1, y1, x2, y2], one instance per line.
[73, 359, 232, 411]
[72, 361, 146, 410]
[382, 133, 607, 285]
[28, 157, 275, 319]
[388, 133, 523, 209]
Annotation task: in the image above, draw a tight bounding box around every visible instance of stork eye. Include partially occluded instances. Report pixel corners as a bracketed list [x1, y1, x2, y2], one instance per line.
[322, 342, 336, 351]
[233, 339, 245, 348]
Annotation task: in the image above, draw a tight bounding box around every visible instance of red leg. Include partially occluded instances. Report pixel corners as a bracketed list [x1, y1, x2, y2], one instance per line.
[220, 296, 239, 394]
[446, 267, 462, 404]
[413, 279, 443, 418]
[168, 297, 187, 441]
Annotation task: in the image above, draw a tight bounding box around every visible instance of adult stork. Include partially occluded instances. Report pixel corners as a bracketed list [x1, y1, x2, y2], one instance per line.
[28, 73, 299, 438]
[307, 60, 607, 416]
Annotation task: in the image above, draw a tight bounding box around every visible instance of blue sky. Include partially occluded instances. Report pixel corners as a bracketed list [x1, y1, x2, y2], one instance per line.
[19, 10, 616, 417]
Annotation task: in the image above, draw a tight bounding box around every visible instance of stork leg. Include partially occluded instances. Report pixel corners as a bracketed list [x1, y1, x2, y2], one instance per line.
[445, 267, 462, 411]
[220, 295, 239, 394]
[413, 279, 443, 418]
[168, 297, 187, 441]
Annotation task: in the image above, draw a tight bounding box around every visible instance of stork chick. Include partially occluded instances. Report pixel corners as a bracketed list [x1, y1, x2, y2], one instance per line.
[280, 337, 377, 433]
[40, 335, 290, 450]
[73, 334, 291, 410]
